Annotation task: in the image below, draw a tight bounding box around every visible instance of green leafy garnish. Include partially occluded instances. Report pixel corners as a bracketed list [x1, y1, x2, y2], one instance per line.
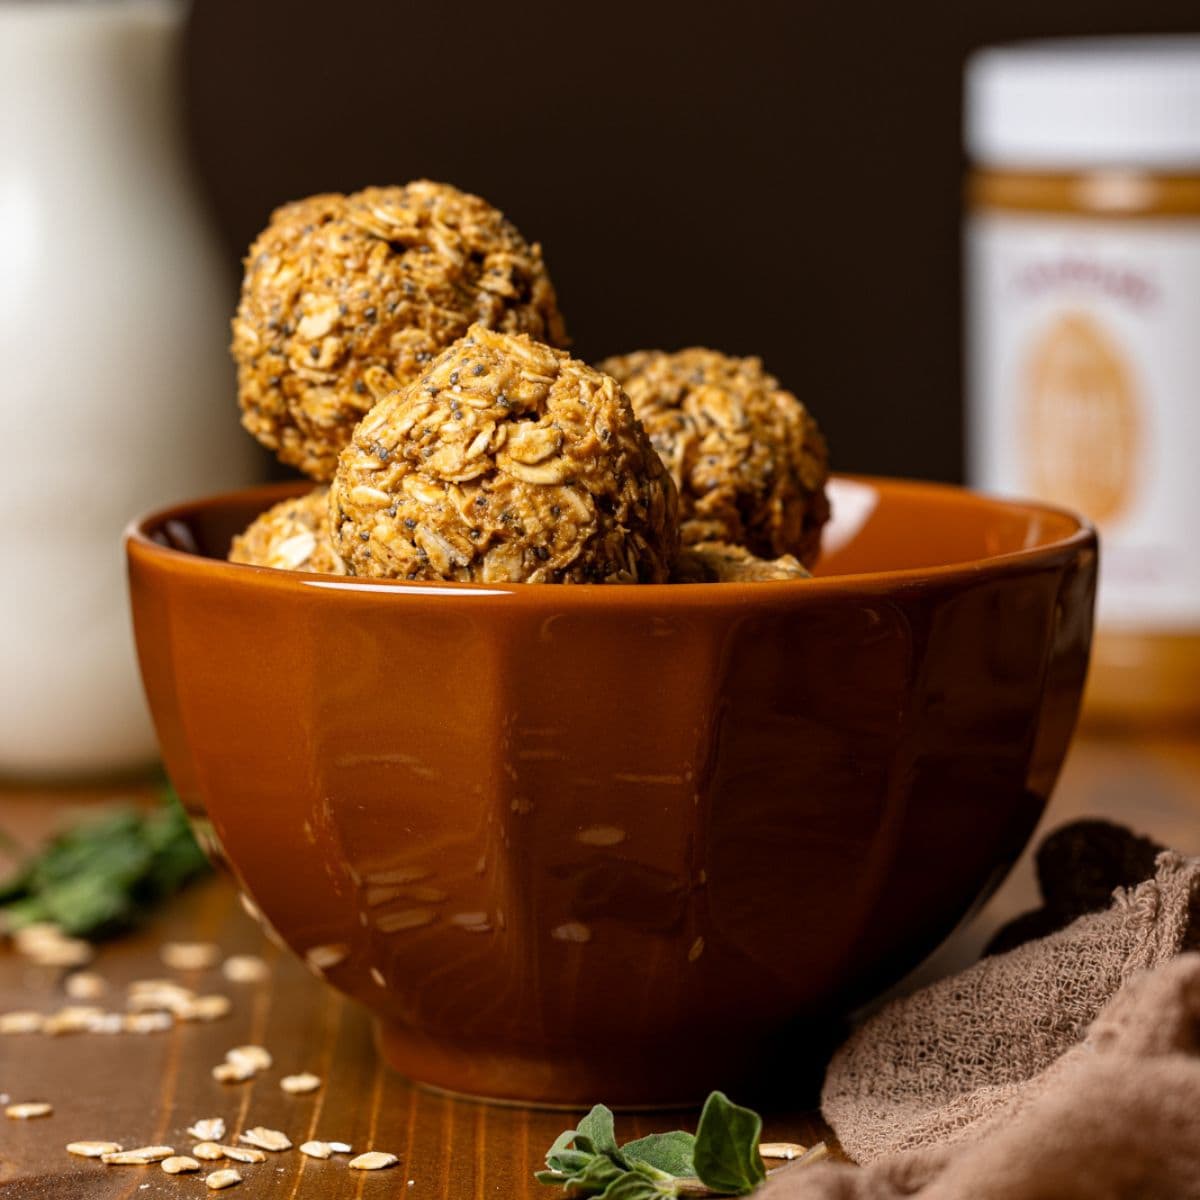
[621, 1131, 698, 1177]
[537, 1092, 766, 1197]
[692, 1093, 767, 1194]
[576, 1103, 626, 1164]
[0, 788, 210, 939]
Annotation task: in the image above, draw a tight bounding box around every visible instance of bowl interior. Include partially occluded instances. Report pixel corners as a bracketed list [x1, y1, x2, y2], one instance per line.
[138, 475, 1087, 580]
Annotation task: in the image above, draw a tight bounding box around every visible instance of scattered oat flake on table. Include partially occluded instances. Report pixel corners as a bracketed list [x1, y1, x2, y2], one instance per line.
[67, 1141, 123, 1158]
[349, 1151, 399, 1170]
[14, 925, 93, 967]
[6, 1102, 52, 1119]
[227, 1044, 272, 1071]
[44, 1005, 106, 1035]
[220, 1144, 266, 1164]
[205, 1168, 242, 1190]
[239, 1127, 291, 1152]
[760, 1142, 810, 1160]
[179, 994, 232, 1022]
[125, 1011, 174, 1034]
[189, 1118, 226, 1141]
[12, 921, 60, 949]
[102, 1145, 174, 1164]
[65, 971, 107, 1000]
[212, 1060, 255, 1084]
[300, 1139, 353, 1158]
[161, 941, 221, 970]
[85, 1012, 124, 1034]
[280, 1072, 321, 1095]
[221, 954, 269, 984]
[0, 1011, 44, 1034]
[162, 1155, 201, 1174]
[192, 1142, 226, 1161]
[128, 980, 194, 1012]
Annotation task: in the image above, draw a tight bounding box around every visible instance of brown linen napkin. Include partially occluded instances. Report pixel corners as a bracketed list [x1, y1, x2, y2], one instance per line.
[753, 831, 1200, 1199]
[822, 844, 1200, 1161]
[761, 953, 1200, 1199]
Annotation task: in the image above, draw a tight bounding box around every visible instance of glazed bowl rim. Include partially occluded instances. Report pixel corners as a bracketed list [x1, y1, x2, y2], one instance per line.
[125, 473, 1096, 606]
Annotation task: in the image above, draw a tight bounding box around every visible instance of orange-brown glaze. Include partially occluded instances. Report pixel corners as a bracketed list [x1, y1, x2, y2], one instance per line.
[127, 477, 1096, 1105]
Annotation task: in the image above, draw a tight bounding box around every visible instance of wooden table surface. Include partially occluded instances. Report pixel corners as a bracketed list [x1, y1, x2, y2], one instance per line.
[1, 729, 1197, 1198]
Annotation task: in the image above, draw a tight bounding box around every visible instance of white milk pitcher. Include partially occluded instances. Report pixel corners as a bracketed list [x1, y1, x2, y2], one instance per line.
[0, 0, 257, 776]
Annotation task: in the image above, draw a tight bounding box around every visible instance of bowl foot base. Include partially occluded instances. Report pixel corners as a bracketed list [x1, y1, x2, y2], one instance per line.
[376, 1019, 743, 1110]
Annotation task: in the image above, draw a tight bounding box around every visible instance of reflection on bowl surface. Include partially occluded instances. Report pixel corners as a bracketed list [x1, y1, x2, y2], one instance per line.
[126, 476, 1096, 1106]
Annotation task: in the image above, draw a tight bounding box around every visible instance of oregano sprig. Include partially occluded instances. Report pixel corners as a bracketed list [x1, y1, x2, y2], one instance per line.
[537, 1092, 767, 1198]
[0, 787, 210, 939]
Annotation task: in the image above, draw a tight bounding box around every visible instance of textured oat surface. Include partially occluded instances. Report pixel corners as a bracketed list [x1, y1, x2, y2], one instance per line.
[600, 348, 830, 565]
[228, 488, 345, 575]
[233, 182, 567, 481]
[673, 541, 811, 583]
[330, 325, 678, 583]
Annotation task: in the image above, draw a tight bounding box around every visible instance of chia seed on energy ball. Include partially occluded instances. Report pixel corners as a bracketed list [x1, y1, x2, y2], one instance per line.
[599, 348, 830, 566]
[232, 182, 567, 481]
[330, 325, 678, 584]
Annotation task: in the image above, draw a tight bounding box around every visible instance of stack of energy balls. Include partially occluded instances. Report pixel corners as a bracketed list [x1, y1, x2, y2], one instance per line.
[229, 180, 829, 584]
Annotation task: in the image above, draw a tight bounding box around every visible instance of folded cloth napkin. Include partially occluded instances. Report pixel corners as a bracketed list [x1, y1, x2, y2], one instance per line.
[758, 824, 1200, 1199]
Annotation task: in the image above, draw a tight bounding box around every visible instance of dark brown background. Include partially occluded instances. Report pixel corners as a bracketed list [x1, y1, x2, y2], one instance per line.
[184, 0, 1200, 482]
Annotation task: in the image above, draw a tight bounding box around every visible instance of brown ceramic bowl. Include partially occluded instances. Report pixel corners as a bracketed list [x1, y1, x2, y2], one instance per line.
[126, 476, 1096, 1107]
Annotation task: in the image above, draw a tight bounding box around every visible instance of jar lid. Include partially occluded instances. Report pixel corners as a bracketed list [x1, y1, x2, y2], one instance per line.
[966, 36, 1200, 170]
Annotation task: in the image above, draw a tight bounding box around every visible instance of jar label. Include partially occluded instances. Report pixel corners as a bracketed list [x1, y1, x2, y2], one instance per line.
[967, 213, 1200, 630]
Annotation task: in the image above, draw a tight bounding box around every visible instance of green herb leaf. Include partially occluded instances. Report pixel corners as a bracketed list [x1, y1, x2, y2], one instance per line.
[692, 1092, 766, 1195]
[546, 1148, 594, 1176]
[544, 1129, 583, 1174]
[0, 787, 210, 940]
[598, 1169, 674, 1200]
[39, 873, 137, 936]
[621, 1131, 697, 1177]
[1, 895, 50, 930]
[577, 1104, 626, 1167]
[569, 1153, 626, 1194]
[536, 1092, 773, 1198]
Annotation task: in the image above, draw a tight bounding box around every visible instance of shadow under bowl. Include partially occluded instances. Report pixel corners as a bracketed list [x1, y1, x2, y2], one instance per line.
[126, 475, 1097, 1107]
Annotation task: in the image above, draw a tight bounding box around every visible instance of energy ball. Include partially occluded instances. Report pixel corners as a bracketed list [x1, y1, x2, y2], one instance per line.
[330, 325, 678, 583]
[673, 541, 811, 583]
[599, 348, 830, 566]
[228, 488, 345, 575]
[233, 181, 568, 481]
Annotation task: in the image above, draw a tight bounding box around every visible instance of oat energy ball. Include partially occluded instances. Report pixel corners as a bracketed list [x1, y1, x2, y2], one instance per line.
[228, 488, 345, 575]
[330, 326, 678, 583]
[599, 348, 830, 566]
[673, 541, 811, 583]
[233, 182, 568, 481]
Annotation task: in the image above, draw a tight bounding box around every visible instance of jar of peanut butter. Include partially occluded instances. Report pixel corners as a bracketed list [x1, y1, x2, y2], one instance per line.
[965, 38, 1200, 728]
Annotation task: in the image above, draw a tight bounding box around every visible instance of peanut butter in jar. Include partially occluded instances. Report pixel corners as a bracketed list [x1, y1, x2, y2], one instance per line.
[964, 38, 1200, 729]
